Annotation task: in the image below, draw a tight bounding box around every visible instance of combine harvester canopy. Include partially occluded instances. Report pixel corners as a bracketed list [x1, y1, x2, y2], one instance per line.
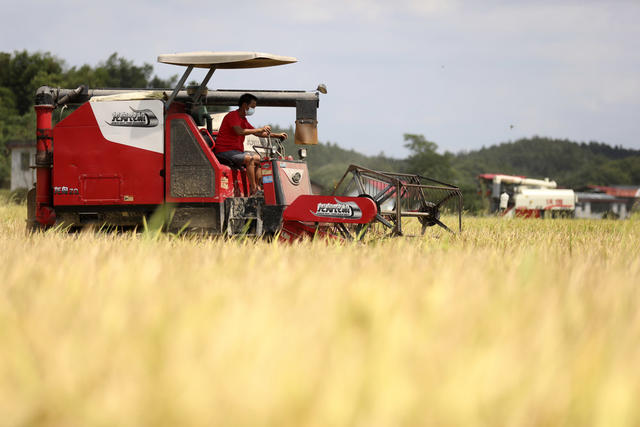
[29, 51, 462, 240]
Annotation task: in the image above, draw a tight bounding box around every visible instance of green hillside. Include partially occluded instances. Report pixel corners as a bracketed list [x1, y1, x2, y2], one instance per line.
[452, 137, 640, 188]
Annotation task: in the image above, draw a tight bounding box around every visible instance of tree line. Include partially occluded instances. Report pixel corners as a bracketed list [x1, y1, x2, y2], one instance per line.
[2, 51, 639, 212]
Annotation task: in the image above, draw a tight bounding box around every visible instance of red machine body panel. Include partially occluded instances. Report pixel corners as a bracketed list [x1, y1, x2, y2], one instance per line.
[52, 102, 251, 207]
[52, 101, 164, 206]
[283, 195, 377, 223]
[274, 160, 311, 205]
[262, 159, 313, 206]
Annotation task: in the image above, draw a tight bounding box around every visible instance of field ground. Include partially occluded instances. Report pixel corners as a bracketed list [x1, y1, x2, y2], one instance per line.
[1, 201, 639, 427]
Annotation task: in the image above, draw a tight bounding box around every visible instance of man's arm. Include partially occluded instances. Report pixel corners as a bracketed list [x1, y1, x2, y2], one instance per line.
[232, 125, 288, 140]
[232, 125, 267, 136]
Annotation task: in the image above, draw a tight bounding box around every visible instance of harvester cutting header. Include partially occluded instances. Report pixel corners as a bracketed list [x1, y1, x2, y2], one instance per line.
[29, 51, 462, 240]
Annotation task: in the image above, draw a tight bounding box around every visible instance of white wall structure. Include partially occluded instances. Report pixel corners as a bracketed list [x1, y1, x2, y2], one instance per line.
[575, 193, 630, 219]
[8, 141, 36, 191]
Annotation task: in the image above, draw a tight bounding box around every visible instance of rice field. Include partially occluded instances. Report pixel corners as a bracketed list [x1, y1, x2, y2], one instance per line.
[1, 200, 639, 427]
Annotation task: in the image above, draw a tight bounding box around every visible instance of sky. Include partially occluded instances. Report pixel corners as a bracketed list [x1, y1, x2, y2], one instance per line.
[2, 0, 639, 158]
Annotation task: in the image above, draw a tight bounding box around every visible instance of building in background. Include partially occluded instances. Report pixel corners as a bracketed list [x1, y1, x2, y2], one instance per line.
[575, 185, 640, 219]
[7, 140, 36, 191]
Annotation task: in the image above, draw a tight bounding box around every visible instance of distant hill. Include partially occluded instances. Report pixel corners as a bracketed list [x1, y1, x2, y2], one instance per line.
[451, 137, 640, 188]
[283, 134, 640, 186]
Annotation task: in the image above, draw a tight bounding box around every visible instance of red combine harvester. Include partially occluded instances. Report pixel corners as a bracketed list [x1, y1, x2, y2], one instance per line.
[28, 51, 462, 240]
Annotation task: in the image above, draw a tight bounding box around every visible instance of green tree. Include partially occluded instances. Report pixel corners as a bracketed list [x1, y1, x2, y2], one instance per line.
[0, 50, 64, 115]
[403, 133, 455, 181]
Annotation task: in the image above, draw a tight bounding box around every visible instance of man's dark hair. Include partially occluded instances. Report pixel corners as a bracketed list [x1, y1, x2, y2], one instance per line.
[238, 93, 258, 107]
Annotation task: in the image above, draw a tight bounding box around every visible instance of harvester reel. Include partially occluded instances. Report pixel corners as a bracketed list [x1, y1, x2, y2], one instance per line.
[332, 165, 463, 237]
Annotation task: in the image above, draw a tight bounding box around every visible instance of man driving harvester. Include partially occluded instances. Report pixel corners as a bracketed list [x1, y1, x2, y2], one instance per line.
[214, 93, 288, 196]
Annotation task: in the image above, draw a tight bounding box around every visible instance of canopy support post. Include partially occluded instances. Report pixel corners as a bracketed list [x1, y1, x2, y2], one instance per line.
[192, 67, 216, 103]
[165, 65, 193, 111]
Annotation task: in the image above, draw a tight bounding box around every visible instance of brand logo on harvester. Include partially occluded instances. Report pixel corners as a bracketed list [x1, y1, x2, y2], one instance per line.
[108, 107, 158, 127]
[312, 199, 362, 219]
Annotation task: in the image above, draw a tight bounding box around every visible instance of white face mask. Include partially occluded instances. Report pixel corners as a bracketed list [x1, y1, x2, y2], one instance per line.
[246, 107, 255, 116]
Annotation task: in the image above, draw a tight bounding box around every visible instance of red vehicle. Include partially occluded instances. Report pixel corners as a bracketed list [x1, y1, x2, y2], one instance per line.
[28, 51, 461, 240]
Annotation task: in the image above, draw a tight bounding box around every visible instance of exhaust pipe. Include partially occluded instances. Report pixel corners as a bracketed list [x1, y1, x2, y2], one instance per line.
[33, 87, 56, 227]
[56, 85, 86, 106]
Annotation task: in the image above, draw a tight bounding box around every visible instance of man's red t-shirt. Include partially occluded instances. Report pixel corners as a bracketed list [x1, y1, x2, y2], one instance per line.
[214, 109, 254, 153]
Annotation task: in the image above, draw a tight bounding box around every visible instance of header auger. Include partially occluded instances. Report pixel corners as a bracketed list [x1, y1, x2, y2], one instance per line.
[28, 51, 462, 241]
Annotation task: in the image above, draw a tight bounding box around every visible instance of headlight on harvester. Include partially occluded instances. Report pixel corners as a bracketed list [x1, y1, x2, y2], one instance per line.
[298, 148, 307, 160]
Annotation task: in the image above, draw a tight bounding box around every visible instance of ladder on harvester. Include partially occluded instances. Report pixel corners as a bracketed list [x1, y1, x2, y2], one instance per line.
[224, 197, 264, 236]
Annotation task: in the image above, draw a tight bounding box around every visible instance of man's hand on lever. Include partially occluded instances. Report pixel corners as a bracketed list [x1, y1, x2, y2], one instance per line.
[258, 126, 287, 140]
